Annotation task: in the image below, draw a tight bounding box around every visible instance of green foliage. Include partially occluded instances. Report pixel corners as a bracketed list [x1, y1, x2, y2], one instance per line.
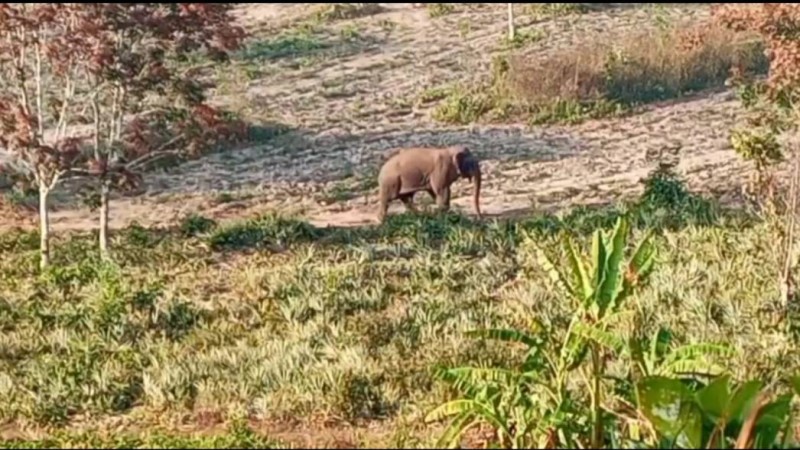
[427, 216, 663, 447]
[0, 192, 787, 447]
[431, 85, 494, 125]
[427, 3, 456, 18]
[312, 3, 385, 22]
[179, 213, 218, 237]
[730, 128, 784, 173]
[208, 213, 321, 250]
[525, 3, 590, 19]
[636, 374, 799, 448]
[503, 28, 546, 49]
[0, 419, 283, 449]
[239, 29, 327, 61]
[528, 98, 626, 126]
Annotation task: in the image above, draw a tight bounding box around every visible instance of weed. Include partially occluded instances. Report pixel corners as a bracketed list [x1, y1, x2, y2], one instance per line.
[502, 28, 546, 49]
[208, 212, 322, 250]
[431, 85, 494, 125]
[526, 3, 590, 19]
[0, 184, 790, 447]
[312, 3, 385, 23]
[179, 214, 218, 237]
[239, 30, 327, 62]
[427, 3, 455, 18]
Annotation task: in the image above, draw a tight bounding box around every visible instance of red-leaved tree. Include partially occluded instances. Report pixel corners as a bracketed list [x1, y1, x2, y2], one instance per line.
[0, 4, 247, 266]
[0, 4, 93, 269]
[72, 3, 246, 258]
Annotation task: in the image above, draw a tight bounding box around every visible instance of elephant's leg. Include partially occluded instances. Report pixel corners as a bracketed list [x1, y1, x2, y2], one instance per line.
[399, 193, 418, 213]
[435, 186, 451, 213]
[377, 182, 394, 224]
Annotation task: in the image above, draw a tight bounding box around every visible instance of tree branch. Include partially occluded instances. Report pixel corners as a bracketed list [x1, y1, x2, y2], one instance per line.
[125, 133, 186, 170]
[33, 25, 43, 141]
[126, 149, 184, 171]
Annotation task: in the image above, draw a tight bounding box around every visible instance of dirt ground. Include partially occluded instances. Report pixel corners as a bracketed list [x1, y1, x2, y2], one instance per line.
[0, 3, 752, 233]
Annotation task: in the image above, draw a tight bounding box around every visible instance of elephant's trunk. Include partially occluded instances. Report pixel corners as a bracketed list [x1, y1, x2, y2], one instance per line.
[472, 167, 482, 218]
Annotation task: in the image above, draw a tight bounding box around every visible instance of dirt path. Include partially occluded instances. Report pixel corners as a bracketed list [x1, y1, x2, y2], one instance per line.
[1, 3, 752, 233]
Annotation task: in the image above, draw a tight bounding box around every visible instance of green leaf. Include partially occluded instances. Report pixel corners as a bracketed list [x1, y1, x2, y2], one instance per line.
[564, 234, 593, 304]
[752, 395, 792, 449]
[533, 242, 576, 300]
[442, 366, 524, 387]
[663, 343, 733, 364]
[637, 376, 703, 448]
[728, 380, 765, 426]
[561, 316, 589, 370]
[658, 360, 725, 378]
[590, 229, 607, 293]
[628, 228, 657, 281]
[695, 374, 731, 422]
[435, 411, 478, 449]
[597, 216, 629, 315]
[426, 399, 479, 422]
[432, 367, 483, 397]
[651, 328, 673, 361]
[571, 322, 625, 354]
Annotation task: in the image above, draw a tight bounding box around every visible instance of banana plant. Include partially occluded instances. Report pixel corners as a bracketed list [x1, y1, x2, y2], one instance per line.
[635, 374, 800, 449]
[425, 325, 588, 449]
[427, 216, 660, 448]
[628, 327, 732, 381]
[530, 215, 658, 448]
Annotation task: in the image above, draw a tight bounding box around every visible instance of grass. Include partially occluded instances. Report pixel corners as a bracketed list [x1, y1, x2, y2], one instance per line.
[0, 418, 283, 448]
[432, 21, 768, 125]
[311, 3, 385, 23]
[1, 164, 796, 446]
[524, 2, 591, 19]
[502, 28, 547, 50]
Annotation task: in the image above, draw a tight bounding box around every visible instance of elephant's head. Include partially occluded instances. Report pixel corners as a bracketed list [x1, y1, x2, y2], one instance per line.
[451, 146, 482, 219]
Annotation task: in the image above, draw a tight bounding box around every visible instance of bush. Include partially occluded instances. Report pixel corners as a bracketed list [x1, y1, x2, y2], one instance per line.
[510, 24, 765, 109]
[433, 22, 768, 126]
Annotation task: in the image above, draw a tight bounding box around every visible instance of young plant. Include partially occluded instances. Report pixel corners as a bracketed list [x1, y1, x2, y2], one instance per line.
[532, 216, 657, 448]
[427, 216, 659, 448]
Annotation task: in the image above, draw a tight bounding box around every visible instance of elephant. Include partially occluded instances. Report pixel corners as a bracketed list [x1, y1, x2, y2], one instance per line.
[375, 145, 482, 223]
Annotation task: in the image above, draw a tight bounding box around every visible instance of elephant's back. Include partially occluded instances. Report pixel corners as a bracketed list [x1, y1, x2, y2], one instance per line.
[379, 147, 437, 193]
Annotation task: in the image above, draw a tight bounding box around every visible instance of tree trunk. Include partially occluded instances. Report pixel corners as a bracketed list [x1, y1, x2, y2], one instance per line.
[99, 180, 110, 260]
[507, 3, 515, 40]
[38, 184, 50, 270]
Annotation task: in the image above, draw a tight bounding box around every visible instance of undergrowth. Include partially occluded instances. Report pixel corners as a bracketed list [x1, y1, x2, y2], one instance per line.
[0, 166, 795, 447]
[432, 18, 767, 126]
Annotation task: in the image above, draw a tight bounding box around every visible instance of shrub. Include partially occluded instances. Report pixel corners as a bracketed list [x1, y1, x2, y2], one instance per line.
[312, 3, 385, 22]
[432, 21, 768, 125]
[506, 23, 766, 109]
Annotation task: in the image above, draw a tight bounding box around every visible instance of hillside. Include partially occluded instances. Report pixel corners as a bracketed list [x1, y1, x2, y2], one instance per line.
[3, 3, 799, 449]
[1, 3, 754, 232]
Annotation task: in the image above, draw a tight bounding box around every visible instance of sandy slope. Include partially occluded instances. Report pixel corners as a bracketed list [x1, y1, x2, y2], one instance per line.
[1, 3, 753, 233]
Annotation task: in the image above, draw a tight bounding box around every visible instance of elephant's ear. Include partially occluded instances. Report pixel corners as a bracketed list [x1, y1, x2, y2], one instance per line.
[453, 147, 473, 177]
